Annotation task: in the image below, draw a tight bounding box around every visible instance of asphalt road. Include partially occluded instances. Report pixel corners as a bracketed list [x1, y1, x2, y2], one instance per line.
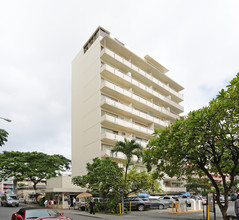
[0, 202, 236, 220]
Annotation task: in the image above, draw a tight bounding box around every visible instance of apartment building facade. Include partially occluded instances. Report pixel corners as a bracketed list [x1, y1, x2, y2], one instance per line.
[0, 179, 13, 194]
[72, 27, 185, 192]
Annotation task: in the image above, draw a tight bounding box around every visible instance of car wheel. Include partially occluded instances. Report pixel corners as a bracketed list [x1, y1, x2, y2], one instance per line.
[158, 204, 164, 210]
[169, 203, 172, 208]
[137, 205, 145, 211]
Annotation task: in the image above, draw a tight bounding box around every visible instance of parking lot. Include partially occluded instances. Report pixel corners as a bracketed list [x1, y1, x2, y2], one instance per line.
[62, 201, 236, 220]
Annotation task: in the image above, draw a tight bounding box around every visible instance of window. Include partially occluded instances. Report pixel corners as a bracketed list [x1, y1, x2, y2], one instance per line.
[102, 144, 113, 151]
[101, 110, 118, 118]
[172, 182, 181, 187]
[135, 121, 147, 128]
[101, 127, 118, 135]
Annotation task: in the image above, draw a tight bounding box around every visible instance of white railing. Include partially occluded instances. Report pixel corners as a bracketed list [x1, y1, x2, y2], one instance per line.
[101, 80, 178, 120]
[101, 114, 154, 136]
[101, 97, 169, 128]
[101, 132, 147, 148]
[101, 48, 184, 101]
[101, 64, 183, 112]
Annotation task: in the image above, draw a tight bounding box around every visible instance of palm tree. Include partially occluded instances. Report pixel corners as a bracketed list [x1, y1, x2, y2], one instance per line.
[111, 138, 143, 214]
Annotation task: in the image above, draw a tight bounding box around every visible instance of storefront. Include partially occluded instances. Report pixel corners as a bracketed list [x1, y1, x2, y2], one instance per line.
[45, 176, 86, 209]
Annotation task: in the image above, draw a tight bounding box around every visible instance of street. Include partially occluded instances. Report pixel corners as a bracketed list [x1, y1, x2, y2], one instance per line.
[0, 202, 236, 220]
[0, 204, 93, 220]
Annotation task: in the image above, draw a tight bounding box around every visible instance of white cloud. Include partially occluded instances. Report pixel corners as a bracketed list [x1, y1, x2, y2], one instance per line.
[0, 0, 239, 159]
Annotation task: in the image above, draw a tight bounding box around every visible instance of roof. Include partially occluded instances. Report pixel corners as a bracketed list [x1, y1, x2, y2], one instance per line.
[18, 207, 52, 212]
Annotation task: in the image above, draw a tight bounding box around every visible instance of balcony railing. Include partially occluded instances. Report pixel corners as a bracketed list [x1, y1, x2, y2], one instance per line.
[100, 48, 184, 102]
[101, 114, 154, 137]
[101, 97, 169, 129]
[101, 148, 140, 162]
[161, 186, 187, 192]
[100, 64, 183, 113]
[101, 131, 148, 148]
[101, 80, 178, 121]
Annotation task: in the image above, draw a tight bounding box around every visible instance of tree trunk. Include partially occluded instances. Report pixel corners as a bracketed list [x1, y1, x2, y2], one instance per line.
[121, 163, 129, 214]
[217, 200, 229, 220]
[33, 183, 38, 203]
[13, 179, 18, 194]
[221, 209, 229, 220]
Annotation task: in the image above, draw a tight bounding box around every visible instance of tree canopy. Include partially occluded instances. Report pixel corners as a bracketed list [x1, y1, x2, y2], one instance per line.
[144, 73, 239, 220]
[0, 151, 71, 190]
[0, 129, 8, 147]
[126, 168, 162, 196]
[72, 157, 123, 199]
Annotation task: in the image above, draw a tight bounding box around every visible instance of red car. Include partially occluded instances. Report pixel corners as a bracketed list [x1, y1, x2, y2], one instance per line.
[11, 207, 72, 220]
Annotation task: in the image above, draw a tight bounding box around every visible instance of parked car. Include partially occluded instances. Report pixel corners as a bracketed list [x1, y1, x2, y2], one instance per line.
[148, 197, 170, 209]
[11, 207, 72, 220]
[159, 196, 176, 208]
[215, 195, 225, 203]
[202, 196, 207, 205]
[74, 201, 86, 210]
[19, 198, 26, 204]
[189, 195, 203, 200]
[1, 193, 19, 207]
[229, 193, 238, 201]
[26, 198, 35, 204]
[124, 197, 150, 211]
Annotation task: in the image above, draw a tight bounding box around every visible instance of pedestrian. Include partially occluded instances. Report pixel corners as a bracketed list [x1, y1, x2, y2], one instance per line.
[51, 199, 55, 208]
[89, 199, 95, 215]
[73, 197, 76, 208]
[235, 194, 239, 220]
[48, 200, 52, 207]
[68, 198, 71, 210]
[44, 199, 48, 207]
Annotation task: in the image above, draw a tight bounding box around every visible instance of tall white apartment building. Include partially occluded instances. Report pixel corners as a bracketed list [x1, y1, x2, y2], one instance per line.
[72, 27, 184, 191]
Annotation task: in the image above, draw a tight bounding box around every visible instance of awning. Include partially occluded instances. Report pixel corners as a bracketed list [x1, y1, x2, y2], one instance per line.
[181, 193, 190, 196]
[76, 192, 92, 198]
[138, 193, 150, 197]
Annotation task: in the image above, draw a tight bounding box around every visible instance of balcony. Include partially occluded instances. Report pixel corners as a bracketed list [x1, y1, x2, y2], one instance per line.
[101, 97, 169, 130]
[101, 131, 148, 148]
[101, 80, 178, 121]
[101, 114, 154, 139]
[100, 64, 183, 114]
[161, 186, 187, 193]
[100, 47, 184, 103]
[101, 148, 141, 163]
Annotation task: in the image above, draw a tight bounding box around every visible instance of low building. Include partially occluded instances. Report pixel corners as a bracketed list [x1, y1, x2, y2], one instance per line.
[45, 176, 86, 209]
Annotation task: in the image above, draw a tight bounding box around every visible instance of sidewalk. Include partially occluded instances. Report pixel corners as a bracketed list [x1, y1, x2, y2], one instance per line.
[26, 203, 233, 220]
[56, 208, 214, 220]
[57, 208, 104, 219]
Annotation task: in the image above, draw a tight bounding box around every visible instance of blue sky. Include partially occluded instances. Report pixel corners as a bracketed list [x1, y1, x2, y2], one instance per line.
[0, 0, 239, 159]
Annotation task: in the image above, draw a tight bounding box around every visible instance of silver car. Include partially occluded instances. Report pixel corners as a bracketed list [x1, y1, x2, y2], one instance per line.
[1, 193, 19, 207]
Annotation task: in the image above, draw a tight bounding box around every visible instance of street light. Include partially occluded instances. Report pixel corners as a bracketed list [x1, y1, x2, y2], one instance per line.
[0, 117, 11, 122]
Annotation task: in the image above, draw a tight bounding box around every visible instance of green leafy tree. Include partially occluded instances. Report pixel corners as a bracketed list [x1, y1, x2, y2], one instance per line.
[126, 168, 162, 196]
[185, 177, 211, 195]
[0, 129, 8, 147]
[111, 138, 143, 214]
[72, 157, 123, 199]
[0, 151, 71, 193]
[144, 74, 239, 220]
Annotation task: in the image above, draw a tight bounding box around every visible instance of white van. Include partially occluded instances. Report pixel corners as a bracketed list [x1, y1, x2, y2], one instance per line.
[1, 192, 19, 207]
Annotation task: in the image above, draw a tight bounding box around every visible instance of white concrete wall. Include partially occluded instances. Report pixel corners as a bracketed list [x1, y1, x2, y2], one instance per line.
[46, 176, 81, 190]
[72, 38, 102, 176]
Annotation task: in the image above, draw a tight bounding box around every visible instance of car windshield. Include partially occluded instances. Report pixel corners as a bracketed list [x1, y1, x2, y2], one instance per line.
[25, 209, 60, 219]
[8, 196, 18, 200]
